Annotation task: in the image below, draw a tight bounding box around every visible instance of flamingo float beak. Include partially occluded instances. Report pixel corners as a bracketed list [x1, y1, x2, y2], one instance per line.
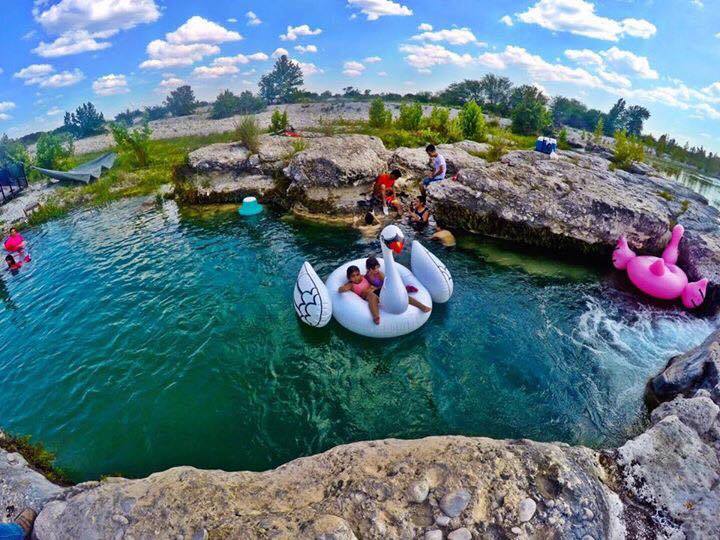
[389, 240, 404, 254]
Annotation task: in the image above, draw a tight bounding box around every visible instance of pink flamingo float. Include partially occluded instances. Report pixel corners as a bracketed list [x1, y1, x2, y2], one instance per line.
[612, 224, 708, 309]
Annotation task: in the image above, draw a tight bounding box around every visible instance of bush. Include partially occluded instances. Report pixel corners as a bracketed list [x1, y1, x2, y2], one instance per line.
[35, 133, 73, 169]
[270, 109, 289, 133]
[511, 98, 549, 136]
[593, 118, 604, 144]
[484, 137, 509, 162]
[369, 98, 392, 128]
[144, 105, 167, 121]
[458, 100, 487, 140]
[236, 91, 266, 114]
[211, 90, 242, 119]
[114, 108, 143, 127]
[612, 130, 644, 171]
[446, 118, 464, 143]
[426, 106, 450, 135]
[164, 85, 198, 117]
[63, 102, 105, 138]
[558, 128, 569, 150]
[109, 122, 152, 167]
[396, 102, 423, 131]
[0, 134, 30, 169]
[235, 116, 261, 153]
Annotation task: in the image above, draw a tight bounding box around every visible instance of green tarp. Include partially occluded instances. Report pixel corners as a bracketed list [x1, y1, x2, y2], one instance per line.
[33, 152, 117, 184]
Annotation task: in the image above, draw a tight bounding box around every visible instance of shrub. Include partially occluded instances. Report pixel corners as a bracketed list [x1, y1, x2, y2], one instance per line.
[612, 130, 645, 171]
[35, 133, 73, 169]
[446, 118, 464, 143]
[511, 98, 549, 136]
[426, 106, 450, 135]
[270, 109, 289, 133]
[164, 85, 198, 117]
[458, 100, 487, 140]
[484, 137, 509, 162]
[316, 117, 336, 136]
[593, 118, 604, 144]
[63, 102, 105, 138]
[291, 138, 308, 154]
[144, 105, 167, 121]
[235, 116, 261, 153]
[396, 102, 423, 131]
[369, 98, 392, 128]
[109, 122, 152, 167]
[558, 128, 569, 150]
[0, 134, 30, 169]
[211, 90, 242, 119]
[114, 108, 143, 127]
[237, 91, 266, 114]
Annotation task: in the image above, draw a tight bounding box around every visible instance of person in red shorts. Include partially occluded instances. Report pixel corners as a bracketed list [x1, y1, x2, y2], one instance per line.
[372, 169, 403, 215]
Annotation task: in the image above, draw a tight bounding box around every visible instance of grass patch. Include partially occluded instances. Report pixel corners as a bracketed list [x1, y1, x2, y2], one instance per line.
[680, 200, 691, 213]
[658, 190, 674, 201]
[0, 431, 72, 485]
[22, 132, 235, 228]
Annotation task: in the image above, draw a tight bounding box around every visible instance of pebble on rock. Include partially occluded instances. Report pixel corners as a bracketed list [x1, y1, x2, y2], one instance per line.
[407, 480, 430, 503]
[447, 528, 472, 540]
[111, 514, 129, 526]
[511, 527, 522, 535]
[425, 530, 443, 540]
[435, 515, 451, 527]
[439, 489, 471, 518]
[518, 498, 537, 522]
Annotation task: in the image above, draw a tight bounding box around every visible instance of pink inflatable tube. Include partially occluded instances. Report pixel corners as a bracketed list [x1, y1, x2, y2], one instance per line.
[612, 224, 708, 309]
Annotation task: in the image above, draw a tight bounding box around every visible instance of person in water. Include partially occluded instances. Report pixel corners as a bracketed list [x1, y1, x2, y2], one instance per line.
[431, 224, 456, 247]
[373, 170, 403, 215]
[364, 256, 431, 313]
[6, 228, 26, 251]
[5, 254, 22, 271]
[408, 195, 430, 230]
[338, 265, 382, 324]
[420, 144, 446, 196]
[352, 211, 382, 238]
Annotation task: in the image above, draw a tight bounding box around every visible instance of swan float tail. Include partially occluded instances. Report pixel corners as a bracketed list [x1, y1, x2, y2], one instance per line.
[294, 261, 332, 327]
[411, 240, 453, 303]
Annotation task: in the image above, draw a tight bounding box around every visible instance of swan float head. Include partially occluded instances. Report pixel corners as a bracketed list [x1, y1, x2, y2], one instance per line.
[381, 225, 405, 255]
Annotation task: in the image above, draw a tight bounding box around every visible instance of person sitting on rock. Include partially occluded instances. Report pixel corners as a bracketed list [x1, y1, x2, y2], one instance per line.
[420, 144, 446, 196]
[0, 508, 37, 539]
[409, 196, 430, 229]
[372, 169, 403, 215]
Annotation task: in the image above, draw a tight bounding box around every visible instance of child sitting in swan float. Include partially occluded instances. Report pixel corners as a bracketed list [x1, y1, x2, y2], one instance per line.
[294, 225, 452, 338]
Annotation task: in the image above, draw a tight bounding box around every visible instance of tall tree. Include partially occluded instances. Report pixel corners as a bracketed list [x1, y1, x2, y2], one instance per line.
[164, 85, 198, 117]
[438, 80, 483, 105]
[509, 85, 548, 111]
[604, 98, 626, 136]
[259, 56, 304, 104]
[623, 105, 650, 136]
[63, 102, 105, 138]
[478, 74, 513, 114]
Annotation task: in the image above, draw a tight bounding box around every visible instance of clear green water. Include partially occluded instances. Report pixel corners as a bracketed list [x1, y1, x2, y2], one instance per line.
[0, 199, 714, 481]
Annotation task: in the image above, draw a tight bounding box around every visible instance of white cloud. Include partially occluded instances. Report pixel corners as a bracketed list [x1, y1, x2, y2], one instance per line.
[378, 71, 388, 76]
[417, 23, 433, 31]
[297, 61, 323, 76]
[272, 47, 289, 58]
[600, 46, 658, 79]
[716, 32, 720, 38]
[597, 69, 631, 88]
[47, 107, 63, 116]
[343, 60, 366, 77]
[0, 114, 11, 121]
[166, 16, 242, 45]
[295, 44, 318, 54]
[517, 0, 656, 41]
[92, 73, 129, 96]
[13, 63, 84, 87]
[157, 77, 184, 91]
[227, 18, 237, 23]
[33, 30, 113, 57]
[364, 56, 382, 63]
[500, 15, 513, 26]
[411, 27, 480, 46]
[246, 11, 262, 26]
[478, 46, 604, 88]
[35, 0, 160, 34]
[0, 102, 16, 113]
[564, 48, 603, 66]
[280, 24, 322, 41]
[211, 53, 268, 66]
[192, 65, 239, 78]
[140, 40, 220, 69]
[400, 43, 474, 72]
[347, 0, 412, 21]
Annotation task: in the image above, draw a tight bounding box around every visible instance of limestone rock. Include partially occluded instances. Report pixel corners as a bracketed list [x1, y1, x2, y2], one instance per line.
[425, 530, 443, 540]
[650, 396, 720, 437]
[428, 150, 720, 309]
[451, 140, 490, 155]
[447, 527, 471, 540]
[187, 143, 251, 173]
[407, 480, 430, 503]
[518, 497, 536, 522]
[647, 329, 720, 405]
[439, 489, 471, 517]
[388, 145, 485, 180]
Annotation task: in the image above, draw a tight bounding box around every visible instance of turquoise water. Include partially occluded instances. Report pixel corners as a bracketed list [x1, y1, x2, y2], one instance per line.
[0, 198, 715, 481]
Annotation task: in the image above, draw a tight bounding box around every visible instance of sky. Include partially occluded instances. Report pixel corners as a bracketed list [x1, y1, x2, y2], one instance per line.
[0, 0, 719, 151]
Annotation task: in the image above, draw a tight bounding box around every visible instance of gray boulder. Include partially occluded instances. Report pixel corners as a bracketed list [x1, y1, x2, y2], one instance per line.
[650, 396, 720, 437]
[388, 145, 485, 180]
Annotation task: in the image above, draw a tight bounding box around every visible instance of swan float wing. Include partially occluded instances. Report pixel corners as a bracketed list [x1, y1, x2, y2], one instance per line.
[294, 262, 332, 327]
[411, 240, 453, 303]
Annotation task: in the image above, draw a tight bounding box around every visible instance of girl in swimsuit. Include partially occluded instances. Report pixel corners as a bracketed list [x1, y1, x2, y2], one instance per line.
[364, 256, 431, 313]
[338, 265, 381, 325]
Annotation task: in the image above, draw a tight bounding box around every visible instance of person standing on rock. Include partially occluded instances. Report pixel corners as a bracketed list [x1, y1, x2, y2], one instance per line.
[421, 144, 446, 196]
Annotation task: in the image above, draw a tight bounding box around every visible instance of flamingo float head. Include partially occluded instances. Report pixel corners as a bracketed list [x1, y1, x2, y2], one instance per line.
[612, 236, 636, 270]
[381, 225, 405, 255]
[682, 278, 709, 309]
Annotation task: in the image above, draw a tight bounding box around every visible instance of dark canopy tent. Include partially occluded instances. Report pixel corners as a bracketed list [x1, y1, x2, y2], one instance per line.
[0, 161, 29, 205]
[33, 152, 117, 184]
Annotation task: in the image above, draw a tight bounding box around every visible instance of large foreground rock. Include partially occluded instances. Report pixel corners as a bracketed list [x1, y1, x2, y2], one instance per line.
[34, 436, 625, 539]
[429, 150, 720, 309]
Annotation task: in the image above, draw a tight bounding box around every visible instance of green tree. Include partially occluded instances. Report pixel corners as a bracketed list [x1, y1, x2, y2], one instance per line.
[259, 55, 304, 104]
[236, 91, 266, 114]
[35, 133, 73, 169]
[164, 85, 198, 117]
[0, 134, 30, 168]
[558, 128, 569, 150]
[438, 80, 483, 105]
[656, 134, 668, 157]
[623, 105, 650, 136]
[426, 106, 450, 135]
[458, 100, 487, 140]
[612, 130, 645, 170]
[109, 122, 152, 167]
[369, 98, 392, 128]
[593, 118, 604, 144]
[63, 102, 105, 138]
[396, 102, 423, 131]
[604, 98, 626, 136]
[509, 85, 548, 111]
[478, 74, 513, 114]
[211, 90, 242, 119]
[510, 92, 549, 136]
[144, 105, 167, 121]
[270, 109, 289, 133]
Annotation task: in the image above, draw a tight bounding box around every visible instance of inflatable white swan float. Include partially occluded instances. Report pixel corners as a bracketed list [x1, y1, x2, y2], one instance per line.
[294, 225, 453, 338]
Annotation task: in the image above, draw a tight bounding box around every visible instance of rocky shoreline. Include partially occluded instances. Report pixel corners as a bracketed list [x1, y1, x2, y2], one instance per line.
[2, 331, 719, 539]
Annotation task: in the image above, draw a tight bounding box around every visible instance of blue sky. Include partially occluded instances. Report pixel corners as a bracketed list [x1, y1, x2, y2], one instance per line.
[1, 0, 719, 151]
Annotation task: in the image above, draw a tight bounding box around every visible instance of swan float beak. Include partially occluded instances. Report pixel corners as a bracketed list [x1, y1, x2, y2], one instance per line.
[389, 240, 404, 254]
